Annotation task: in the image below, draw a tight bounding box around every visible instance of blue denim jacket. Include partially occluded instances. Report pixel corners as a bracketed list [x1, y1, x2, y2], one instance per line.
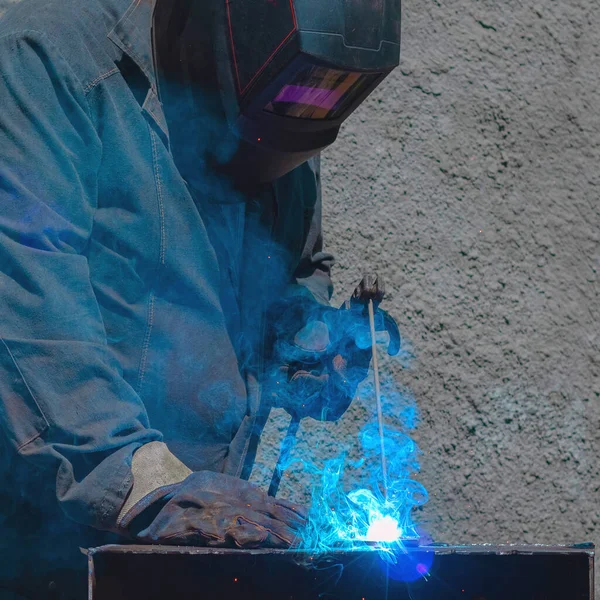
[0, 0, 332, 583]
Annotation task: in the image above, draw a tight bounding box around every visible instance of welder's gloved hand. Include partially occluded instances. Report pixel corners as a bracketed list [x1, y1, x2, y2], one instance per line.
[272, 317, 372, 421]
[266, 294, 390, 422]
[117, 442, 307, 548]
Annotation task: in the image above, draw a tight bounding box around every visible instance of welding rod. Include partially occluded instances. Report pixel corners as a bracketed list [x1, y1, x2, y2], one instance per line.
[368, 298, 388, 501]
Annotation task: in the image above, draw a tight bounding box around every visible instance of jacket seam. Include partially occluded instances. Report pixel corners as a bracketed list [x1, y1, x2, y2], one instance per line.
[0, 337, 50, 451]
[136, 127, 166, 393]
[1, 29, 104, 226]
[0, 30, 96, 124]
[136, 293, 156, 394]
[83, 67, 120, 95]
[145, 102, 169, 142]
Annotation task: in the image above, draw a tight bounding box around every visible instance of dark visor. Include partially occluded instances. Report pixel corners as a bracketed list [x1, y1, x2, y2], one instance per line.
[264, 65, 381, 120]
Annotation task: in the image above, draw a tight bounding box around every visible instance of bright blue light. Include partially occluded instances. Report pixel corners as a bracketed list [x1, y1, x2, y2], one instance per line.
[285, 320, 429, 557]
[384, 549, 435, 582]
[366, 516, 401, 542]
[296, 422, 429, 555]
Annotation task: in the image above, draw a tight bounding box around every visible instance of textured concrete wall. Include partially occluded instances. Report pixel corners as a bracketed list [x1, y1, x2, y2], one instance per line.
[314, 0, 599, 570]
[2, 0, 599, 588]
[260, 0, 600, 590]
[253, 0, 600, 582]
[0, 0, 17, 13]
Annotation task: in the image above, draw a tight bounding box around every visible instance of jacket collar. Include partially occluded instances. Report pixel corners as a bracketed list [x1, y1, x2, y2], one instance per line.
[107, 0, 169, 140]
[108, 0, 157, 90]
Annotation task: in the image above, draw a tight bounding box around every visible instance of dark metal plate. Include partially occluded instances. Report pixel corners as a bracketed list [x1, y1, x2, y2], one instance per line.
[88, 543, 594, 600]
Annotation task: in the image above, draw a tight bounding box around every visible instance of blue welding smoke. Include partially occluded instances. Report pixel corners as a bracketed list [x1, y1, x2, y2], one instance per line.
[253, 288, 430, 569]
[297, 419, 428, 553]
[266, 323, 430, 566]
[290, 380, 431, 583]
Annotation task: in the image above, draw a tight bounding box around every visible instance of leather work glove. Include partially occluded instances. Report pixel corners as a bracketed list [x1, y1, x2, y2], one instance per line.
[265, 276, 401, 422]
[117, 442, 307, 548]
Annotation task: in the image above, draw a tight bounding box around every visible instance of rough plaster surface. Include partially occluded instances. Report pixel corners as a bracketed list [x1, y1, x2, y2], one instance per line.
[1, 0, 599, 590]
[258, 0, 600, 583]
[305, 0, 598, 573]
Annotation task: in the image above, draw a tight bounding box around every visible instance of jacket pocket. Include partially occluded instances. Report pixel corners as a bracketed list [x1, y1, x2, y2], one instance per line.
[0, 338, 49, 451]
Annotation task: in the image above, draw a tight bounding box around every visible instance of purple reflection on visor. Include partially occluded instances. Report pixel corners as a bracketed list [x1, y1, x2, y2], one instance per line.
[273, 85, 345, 110]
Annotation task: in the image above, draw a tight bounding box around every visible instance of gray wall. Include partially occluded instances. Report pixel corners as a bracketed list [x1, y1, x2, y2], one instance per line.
[251, 0, 600, 577]
[0, 0, 18, 12]
[2, 0, 599, 588]
[260, 0, 600, 583]
[316, 0, 599, 563]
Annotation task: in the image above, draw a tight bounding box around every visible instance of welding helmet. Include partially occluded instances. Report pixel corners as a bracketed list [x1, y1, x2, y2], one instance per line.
[152, 0, 401, 186]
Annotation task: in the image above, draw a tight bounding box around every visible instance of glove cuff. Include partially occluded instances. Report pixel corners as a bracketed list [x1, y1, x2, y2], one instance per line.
[117, 441, 192, 528]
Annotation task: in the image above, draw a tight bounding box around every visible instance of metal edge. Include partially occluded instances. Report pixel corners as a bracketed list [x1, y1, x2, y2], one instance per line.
[590, 553, 595, 600]
[88, 543, 596, 557]
[87, 550, 96, 600]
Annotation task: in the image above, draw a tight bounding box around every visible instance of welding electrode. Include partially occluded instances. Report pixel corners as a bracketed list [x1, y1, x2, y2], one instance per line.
[368, 298, 388, 500]
[268, 274, 400, 498]
[355, 275, 389, 500]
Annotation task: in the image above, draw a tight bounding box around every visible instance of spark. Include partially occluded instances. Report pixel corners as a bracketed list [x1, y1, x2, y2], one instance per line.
[366, 516, 401, 543]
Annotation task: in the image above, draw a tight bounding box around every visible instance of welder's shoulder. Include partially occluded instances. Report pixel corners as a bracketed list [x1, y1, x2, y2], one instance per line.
[0, 0, 117, 92]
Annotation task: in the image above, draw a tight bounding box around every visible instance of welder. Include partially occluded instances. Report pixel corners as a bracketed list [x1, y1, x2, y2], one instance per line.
[0, 0, 401, 597]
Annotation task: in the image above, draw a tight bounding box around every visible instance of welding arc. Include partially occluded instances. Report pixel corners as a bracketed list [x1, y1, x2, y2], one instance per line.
[368, 299, 388, 501]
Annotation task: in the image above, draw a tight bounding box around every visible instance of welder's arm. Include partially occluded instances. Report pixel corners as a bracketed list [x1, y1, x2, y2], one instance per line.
[286, 154, 334, 306]
[0, 32, 306, 548]
[0, 31, 163, 532]
[266, 156, 370, 421]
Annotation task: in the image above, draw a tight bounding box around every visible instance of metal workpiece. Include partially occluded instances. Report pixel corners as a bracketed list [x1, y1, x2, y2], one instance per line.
[88, 543, 594, 600]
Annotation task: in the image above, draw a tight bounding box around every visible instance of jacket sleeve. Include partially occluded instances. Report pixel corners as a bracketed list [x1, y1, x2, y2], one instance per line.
[0, 31, 161, 531]
[287, 155, 335, 306]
